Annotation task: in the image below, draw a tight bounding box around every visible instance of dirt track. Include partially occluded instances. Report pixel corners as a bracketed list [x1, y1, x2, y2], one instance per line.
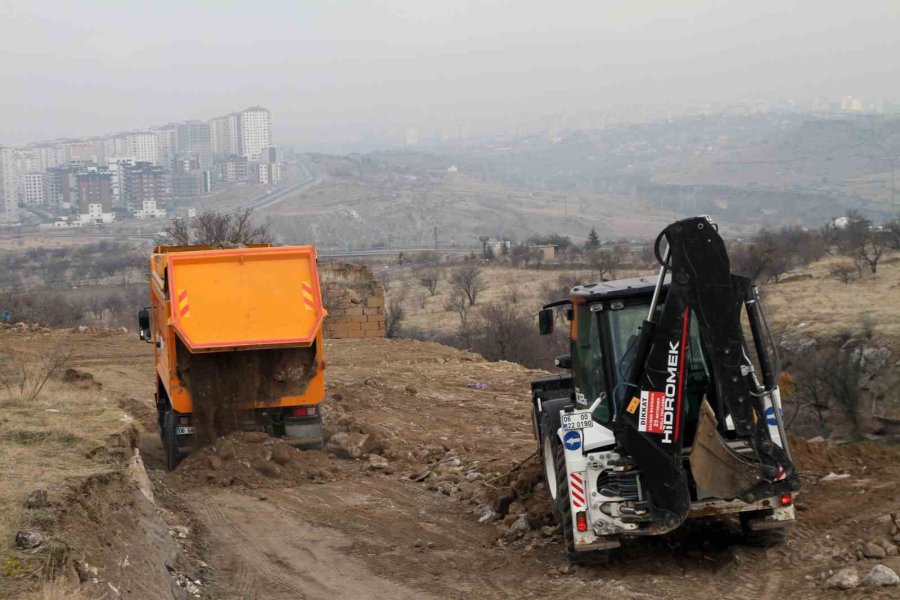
[6, 328, 900, 599]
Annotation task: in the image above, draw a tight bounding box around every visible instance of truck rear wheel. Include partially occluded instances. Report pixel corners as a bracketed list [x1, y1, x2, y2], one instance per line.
[162, 410, 181, 471]
[740, 510, 788, 547]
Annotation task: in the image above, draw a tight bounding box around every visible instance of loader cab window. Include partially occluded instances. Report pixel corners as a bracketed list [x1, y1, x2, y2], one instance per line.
[573, 302, 609, 422]
[608, 303, 712, 442]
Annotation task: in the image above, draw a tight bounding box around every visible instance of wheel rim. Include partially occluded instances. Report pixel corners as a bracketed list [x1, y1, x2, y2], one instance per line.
[543, 435, 558, 501]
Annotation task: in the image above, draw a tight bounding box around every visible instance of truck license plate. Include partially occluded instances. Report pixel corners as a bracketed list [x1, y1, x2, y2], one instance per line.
[562, 412, 593, 430]
[176, 426, 196, 435]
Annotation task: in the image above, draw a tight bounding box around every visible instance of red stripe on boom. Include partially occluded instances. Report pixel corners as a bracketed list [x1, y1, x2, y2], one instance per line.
[180, 304, 190, 317]
[675, 307, 690, 442]
[301, 282, 313, 294]
[178, 290, 188, 302]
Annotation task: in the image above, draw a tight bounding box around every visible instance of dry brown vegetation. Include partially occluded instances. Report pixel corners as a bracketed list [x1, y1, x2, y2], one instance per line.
[0, 343, 127, 598]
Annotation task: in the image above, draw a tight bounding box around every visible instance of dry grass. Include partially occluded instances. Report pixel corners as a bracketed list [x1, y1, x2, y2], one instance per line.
[764, 252, 900, 343]
[388, 263, 655, 335]
[0, 349, 127, 599]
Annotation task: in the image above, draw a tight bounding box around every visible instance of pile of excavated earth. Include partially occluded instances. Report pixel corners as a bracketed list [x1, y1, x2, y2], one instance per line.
[3, 326, 900, 599]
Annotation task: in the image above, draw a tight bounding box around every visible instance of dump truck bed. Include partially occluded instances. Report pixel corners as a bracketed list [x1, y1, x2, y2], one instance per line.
[160, 245, 325, 351]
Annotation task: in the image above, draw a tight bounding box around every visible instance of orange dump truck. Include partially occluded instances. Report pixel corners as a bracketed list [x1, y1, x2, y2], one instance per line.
[137, 244, 326, 470]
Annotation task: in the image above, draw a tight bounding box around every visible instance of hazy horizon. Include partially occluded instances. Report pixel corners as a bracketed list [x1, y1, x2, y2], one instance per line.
[2, 0, 899, 148]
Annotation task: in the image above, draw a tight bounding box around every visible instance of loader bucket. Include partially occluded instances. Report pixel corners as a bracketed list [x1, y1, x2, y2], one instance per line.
[689, 399, 763, 500]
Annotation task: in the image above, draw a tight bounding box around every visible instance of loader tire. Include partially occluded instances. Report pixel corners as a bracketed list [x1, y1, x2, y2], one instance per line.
[551, 436, 611, 566]
[740, 510, 788, 547]
[162, 410, 181, 472]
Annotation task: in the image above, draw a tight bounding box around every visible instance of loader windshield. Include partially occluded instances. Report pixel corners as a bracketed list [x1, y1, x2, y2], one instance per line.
[609, 303, 712, 442]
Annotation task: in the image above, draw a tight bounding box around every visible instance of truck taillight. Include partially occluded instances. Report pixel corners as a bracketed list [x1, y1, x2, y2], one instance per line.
[780, 492, 792, 507]
[575, 511, 588, 532]
[178, 416, 191, 425]
[291, 406, 317, 417]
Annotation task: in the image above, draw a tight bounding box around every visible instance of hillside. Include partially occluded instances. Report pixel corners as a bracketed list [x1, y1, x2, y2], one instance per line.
[3, 326, 900, 598]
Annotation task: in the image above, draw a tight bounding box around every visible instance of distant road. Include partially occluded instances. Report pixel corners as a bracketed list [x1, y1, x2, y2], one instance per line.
[243, 161, 319, 211]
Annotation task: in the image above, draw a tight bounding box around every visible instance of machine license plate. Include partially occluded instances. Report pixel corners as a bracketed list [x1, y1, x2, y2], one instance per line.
[176, 426, 195, 435]
[562, 412, 593, 430]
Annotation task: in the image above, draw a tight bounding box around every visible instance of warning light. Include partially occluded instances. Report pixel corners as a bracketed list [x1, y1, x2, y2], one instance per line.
[291, 406, 317, 417]
[575, 511, 588, 532]
[779, 492, 792, 507]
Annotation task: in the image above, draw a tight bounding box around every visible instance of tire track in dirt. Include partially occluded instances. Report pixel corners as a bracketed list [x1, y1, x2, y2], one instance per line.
[192, 490, 432, 600]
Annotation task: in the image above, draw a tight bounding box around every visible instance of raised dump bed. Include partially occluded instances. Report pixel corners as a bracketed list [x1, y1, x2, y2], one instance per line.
[137, 244, 326, 470]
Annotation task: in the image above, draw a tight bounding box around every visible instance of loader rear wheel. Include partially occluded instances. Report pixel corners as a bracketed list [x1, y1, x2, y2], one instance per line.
[550, 436, 611, 566]
[740, 510, 788, 547]
[162, 410, 181, 472]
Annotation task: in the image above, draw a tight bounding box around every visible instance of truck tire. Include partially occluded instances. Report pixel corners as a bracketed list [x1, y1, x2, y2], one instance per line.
[162, 410, 181, 471]
[740, 510, 788, 547]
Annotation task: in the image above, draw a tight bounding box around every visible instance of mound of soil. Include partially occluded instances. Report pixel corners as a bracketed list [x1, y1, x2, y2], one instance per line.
[169, 432, 340, 489]
[790, 435, 900, 474]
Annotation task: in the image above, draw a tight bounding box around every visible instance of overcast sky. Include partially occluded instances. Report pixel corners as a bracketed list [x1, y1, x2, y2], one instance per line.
[1, 0, 898, 148]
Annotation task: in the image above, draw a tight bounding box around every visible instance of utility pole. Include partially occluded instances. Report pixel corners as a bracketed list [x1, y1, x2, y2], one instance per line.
[433, 226, 438, 252]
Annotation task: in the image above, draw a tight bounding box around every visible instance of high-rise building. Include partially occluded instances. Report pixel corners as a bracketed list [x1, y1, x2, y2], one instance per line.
[76, 170, 114, 224]
[22, 172, 44, 205]
[210, 113, 240, 160]
[153, 126, 177, 172]
[43, 165, 80, 209]
[121, 162, 166, 218]
[106, 157, 135, 209]
[107, 132, 159, 165]
[0, 147, 19, 225]
[176, 121, 212, 170]
[238, 107, 271, 161]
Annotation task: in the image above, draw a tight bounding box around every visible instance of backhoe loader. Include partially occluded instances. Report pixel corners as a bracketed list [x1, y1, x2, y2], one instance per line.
[531, 216, 800, 562]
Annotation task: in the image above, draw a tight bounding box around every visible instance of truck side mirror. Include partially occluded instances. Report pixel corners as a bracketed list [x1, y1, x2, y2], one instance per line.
[538, 308, 554, 335]
[138, 307, 152, 343]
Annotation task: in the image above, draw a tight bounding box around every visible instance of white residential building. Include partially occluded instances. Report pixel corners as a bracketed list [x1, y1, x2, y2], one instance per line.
[238, 107, 272, 161]
[0, 147, 19, 225]
[22, 172, 44, 205]
[108, 132, 159, 165]
[154, 126, 177, 171]
[210, 113, 240, 160]
[106, 157, 135, 209]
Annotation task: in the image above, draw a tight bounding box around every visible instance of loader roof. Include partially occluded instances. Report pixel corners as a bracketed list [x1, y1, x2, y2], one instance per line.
[570, 274, 670, 302]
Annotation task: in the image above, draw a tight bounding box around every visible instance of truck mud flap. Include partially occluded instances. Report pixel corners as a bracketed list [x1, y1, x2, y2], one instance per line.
[689, 399, 761, 500]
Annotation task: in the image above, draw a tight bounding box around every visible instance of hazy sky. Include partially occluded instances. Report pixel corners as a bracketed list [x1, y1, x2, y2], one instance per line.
[1, 0, 899, 148]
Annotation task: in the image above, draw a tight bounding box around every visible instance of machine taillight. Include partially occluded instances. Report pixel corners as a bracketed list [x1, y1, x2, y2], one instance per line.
[178, 416, 191, 425]
[291, 406, 317, 417]
[780, 492, 792, 507]
[575, 511, 588, 532]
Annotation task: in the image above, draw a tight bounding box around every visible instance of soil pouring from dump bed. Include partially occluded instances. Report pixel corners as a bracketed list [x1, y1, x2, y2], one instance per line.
[175, 338, 318, 443]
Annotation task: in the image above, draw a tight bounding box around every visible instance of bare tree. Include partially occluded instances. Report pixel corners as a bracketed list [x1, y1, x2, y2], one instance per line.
[586, 248, 624, 280]
[164, 208, 272, 246]
[444, 291, 472, 330]
[450, 263, 486, 306]
[829, 260, 858, 284]
[384, 297, 406, 338]
[417, 268, 440, 296]
[856, 230, 888, 273]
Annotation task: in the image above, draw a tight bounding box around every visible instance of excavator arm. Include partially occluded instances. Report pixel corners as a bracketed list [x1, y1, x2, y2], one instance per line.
[613, 216, 801, 533]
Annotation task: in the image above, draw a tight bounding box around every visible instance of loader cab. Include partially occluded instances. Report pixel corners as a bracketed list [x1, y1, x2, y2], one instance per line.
[541, 276, 713, 444]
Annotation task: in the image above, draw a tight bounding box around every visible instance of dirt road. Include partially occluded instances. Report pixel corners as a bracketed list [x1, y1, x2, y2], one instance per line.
[6, 328, 900, 599]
